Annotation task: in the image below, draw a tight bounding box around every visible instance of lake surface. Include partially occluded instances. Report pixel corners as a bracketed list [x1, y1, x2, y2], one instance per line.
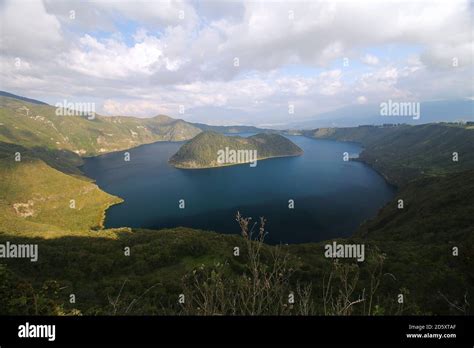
[81, 135, 395, 244]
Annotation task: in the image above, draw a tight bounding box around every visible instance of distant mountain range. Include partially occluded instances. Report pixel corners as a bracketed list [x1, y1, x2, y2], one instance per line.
[282, 99, 474, 129]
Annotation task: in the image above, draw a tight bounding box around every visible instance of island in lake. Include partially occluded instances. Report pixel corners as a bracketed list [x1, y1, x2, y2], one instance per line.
[169, 131, 303, 169]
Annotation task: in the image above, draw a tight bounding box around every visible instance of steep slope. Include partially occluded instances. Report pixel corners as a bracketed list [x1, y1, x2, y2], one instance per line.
[305, 123, 474, 186]
[0, 155, 122, 237]
[169, 131, 303, 168]
[0, 127, 124, 237]
[0, 96, 201, 156]
[356, 170, 474, 243]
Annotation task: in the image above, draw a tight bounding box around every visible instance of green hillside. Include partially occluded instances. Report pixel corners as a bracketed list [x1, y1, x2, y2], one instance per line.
[0, 96, 201, 156]
[356, 170, 474, 243]
[304, 123, 474, 186]
[0, 146, 122, 237]
[169, 131, 303, 168]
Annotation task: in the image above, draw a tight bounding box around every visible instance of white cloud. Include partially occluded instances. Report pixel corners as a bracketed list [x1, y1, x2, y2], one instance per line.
[61, 33, 187, 79]
[0, 0, 472, 125]
[44, 0, 199, 31]
[361, 54, 379, 66]
[318, 70, 344, 96]
[0, 0, 63, 57]
[103, 99, 172, 117]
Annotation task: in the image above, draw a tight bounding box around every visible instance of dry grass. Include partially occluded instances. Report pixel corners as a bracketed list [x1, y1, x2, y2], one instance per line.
[179, 212, 314, 315]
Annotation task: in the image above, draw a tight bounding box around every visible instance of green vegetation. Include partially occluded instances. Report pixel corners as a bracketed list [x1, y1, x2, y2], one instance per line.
[169, 131, 303, 168]
[1, 206, 470, 315]
[356, 170, 474, 243]
[304, 123, 474, 186]
[0, 96, 201, 157]
[0, 150, 122, 237]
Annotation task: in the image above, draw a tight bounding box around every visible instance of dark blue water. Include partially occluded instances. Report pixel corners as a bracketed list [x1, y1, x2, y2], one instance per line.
[81, 135, 395, 244]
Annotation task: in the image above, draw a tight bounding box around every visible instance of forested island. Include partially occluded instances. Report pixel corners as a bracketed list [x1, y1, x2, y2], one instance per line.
[169, 131, 303, 169]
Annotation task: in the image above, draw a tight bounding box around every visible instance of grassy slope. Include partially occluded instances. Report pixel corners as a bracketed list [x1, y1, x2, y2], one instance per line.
[0, 156, 123, 237]
[169, 131, 303, 168]
[0, 137, 123, 236]
[356, 170, 474, 243]
[0, 96, 201, 157]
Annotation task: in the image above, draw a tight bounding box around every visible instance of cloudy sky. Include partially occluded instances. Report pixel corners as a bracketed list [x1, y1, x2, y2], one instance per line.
[0, 0, 472, 126]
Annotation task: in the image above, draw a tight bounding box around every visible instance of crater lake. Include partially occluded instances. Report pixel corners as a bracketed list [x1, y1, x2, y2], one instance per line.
[81, 135, 396, 244]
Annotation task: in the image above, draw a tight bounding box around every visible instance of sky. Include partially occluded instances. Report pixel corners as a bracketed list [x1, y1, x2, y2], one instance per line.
[0, 0, 473, 126]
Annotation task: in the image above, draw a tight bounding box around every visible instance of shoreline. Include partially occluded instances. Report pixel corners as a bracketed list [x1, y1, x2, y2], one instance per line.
[301, 135, 399, 189]
[97, 197, 124, 230]
[169, 151, 304, 170]
[90, 136, 397, 242]
[352, 157, 399, 190]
